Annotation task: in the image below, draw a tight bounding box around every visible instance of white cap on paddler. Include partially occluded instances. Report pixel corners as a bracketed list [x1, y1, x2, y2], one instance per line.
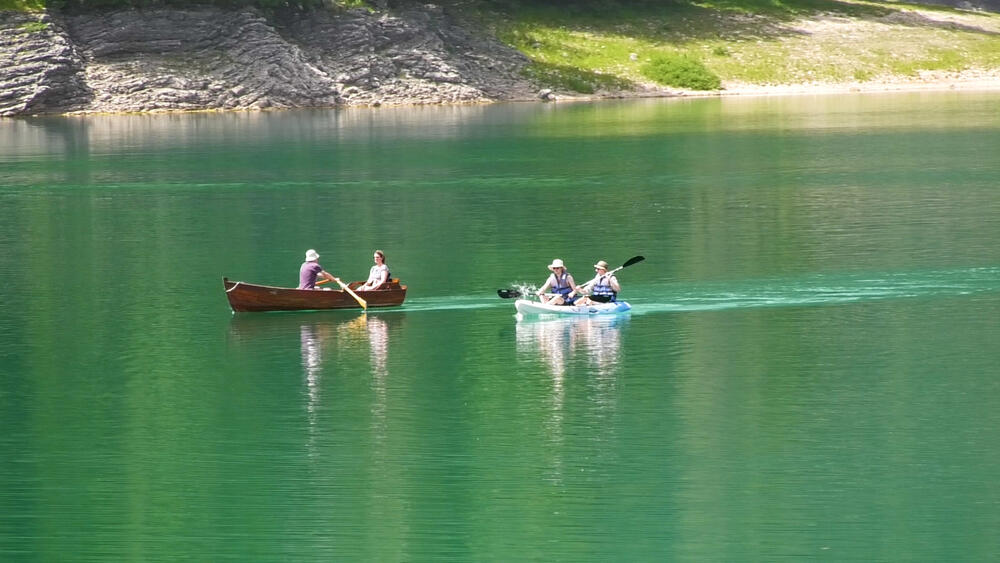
[305, 249, 320, 262]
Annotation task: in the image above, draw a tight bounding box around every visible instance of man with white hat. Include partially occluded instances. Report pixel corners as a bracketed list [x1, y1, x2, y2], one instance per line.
[573, 260, 621, 305]
[535, 258, 578, 305]
[298, 249, 338, 290]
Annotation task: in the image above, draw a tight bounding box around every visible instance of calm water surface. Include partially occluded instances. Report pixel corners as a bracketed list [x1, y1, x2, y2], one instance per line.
[2, 93, 1000, 560]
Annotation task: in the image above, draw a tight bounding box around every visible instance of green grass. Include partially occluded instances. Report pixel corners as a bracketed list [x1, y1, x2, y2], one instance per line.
[523, 61, 634, 94]
[481, 0, 1000, 91]
[5, 0, 1000, 92]
[641, 53, 721, 90]
[19, 20, 48, 31]
[0, 0, 46, 10]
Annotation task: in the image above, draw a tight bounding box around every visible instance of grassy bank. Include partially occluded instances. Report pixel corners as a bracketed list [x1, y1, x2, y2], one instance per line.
[474, 0, 1000, 93]
[5, 0, 999, 94]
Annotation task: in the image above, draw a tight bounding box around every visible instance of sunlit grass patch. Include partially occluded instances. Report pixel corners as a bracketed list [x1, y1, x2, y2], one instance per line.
[20, 20, 48, 31]
[486, 0, 1000, 91]
[0, 0, 47, 11]
[691, 0, 891, 19]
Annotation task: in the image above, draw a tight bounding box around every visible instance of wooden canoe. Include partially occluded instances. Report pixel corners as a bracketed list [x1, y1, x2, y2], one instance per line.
[223, 277, 407, 312]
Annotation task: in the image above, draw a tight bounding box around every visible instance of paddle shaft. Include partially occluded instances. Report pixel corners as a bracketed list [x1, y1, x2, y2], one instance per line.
[317, 275, 367, 309]
[335, 277, 367, 310]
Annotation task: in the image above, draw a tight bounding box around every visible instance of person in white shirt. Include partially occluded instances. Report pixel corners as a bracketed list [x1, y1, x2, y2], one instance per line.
[358, 249, 390, 291]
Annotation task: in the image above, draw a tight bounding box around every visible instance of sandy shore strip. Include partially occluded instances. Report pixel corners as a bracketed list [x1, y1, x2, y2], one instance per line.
[697, 70, 1000, 98]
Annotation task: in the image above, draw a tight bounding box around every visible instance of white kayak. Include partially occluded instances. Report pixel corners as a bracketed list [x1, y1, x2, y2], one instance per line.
[514, 298, 631, 316]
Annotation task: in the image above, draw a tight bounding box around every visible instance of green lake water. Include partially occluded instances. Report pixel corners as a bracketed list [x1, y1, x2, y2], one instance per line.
[2, 92, 1000, 560]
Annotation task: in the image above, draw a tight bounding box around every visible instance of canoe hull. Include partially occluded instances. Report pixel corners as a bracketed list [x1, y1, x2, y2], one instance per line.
[514, 299, 631, 316]
[224, 277, 406, 312]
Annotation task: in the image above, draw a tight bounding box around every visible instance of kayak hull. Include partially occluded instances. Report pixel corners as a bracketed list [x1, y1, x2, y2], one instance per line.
[514, 299, 631, 316]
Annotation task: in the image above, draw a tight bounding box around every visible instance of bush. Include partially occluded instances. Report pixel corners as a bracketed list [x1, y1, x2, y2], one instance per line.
[640, 53, 721, 90]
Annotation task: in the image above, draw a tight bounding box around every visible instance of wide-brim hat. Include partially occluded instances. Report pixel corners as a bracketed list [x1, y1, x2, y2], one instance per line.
[547, 258, 565, 271]
[593, 260, 609, 270]
[305, 249, 320, 261]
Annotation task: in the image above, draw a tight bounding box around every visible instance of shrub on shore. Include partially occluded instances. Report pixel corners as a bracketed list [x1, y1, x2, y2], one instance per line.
[640, 53, 721, 91]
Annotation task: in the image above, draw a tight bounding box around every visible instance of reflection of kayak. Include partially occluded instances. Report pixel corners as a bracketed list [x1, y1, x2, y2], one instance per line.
[514, 298, 631, 316]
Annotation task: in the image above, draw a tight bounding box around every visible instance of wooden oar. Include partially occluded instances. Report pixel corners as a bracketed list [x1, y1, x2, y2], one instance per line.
[318, 276, 367, 309]
[336, 278, 367, 310]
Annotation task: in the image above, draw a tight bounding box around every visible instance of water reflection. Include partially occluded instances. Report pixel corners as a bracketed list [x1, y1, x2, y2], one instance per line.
[228, 312, 396, 376]
[515, 315, 627, 380]
[298, 321, 330, 421]
[1, 117, 93, 184]
[229, 313, 399, 452]
[515, 314, 628, 486]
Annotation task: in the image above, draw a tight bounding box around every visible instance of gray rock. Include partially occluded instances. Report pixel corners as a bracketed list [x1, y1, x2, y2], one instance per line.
[0, 13, 90, 116]
[0, 4, 540, 116]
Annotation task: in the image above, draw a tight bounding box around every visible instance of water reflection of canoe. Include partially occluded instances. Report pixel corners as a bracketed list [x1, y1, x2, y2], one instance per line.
[514, 298, 631, 316]
[223, 277, 407, 312]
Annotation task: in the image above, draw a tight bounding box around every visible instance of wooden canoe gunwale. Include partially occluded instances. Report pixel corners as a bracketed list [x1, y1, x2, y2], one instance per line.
[223, 277, 406, 312]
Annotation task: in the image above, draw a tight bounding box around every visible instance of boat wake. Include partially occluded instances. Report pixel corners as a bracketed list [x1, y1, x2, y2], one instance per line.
[375, 267, 1000, 316]
[377, 295, 510, 313]
[629, 266, 1000, 315]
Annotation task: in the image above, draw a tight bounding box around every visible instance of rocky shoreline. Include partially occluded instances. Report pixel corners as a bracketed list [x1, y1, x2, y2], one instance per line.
[0, 4, 564, 117]
[3, 4, 1000, 118]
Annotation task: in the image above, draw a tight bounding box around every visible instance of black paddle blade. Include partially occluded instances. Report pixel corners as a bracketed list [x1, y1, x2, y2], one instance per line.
[622, 255, 645, 268]
[497, 289, 522, 299]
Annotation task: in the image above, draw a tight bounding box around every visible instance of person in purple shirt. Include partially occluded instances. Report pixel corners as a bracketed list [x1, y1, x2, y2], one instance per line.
[298, 249, 337, 289]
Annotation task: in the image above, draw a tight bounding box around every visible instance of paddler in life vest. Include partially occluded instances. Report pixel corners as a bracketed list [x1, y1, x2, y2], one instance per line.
[536, 258, 578, 305]
[298, 249, 338, 290]
[573, 260, 620, 305]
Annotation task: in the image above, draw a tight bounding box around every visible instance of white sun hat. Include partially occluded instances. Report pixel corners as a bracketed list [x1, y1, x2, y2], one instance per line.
[547, 258, 565, 271]
[305, 249, 320, 261]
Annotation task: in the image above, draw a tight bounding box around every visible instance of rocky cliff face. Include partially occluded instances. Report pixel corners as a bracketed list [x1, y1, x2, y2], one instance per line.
[0, 12, 90, 116]
[0, 4, 537, 117]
